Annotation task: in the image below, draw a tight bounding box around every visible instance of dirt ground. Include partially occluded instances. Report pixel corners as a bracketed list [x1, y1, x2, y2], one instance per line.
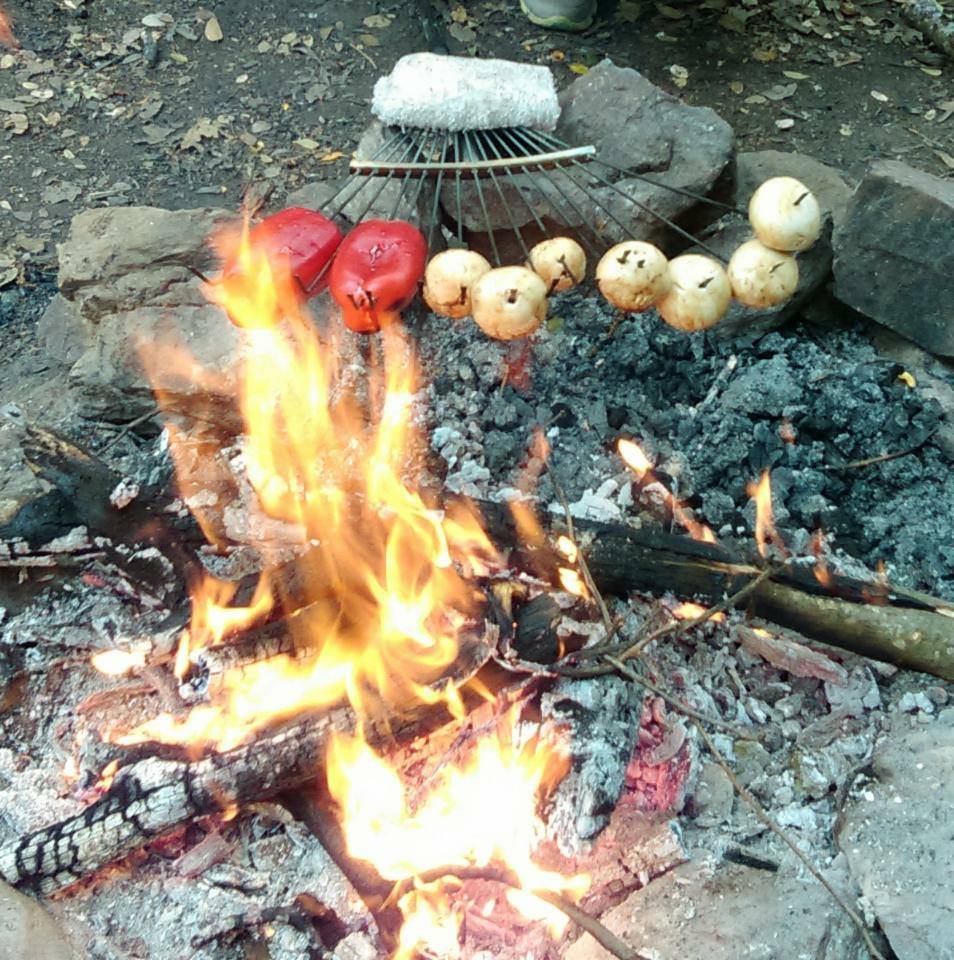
[0, 0, 951, 422]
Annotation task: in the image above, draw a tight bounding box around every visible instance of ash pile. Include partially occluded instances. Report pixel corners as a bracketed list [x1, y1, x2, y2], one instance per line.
[0, 60, 952, 960]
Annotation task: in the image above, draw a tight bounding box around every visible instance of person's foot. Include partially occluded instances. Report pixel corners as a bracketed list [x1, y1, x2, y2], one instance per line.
[520, 0, 597, 31]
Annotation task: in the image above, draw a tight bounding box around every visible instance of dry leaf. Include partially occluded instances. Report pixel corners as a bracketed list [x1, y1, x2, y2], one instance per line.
[0, 262, 17, 287]
[752, 48, 777, 62]
[938, 100, 954, 123]
[363, 14, 391, 28]
[319, 25, 334, 40]
[451, 4, 468, 22]
[180, 116, 222, 150]
[569, 63, 589, 75]
[783, 70, 809, 80]
[920, 66, 942, 77]
[832, 51, 862, 67]
[870, 89, 889, 102]
[729, 80, 744, 94]
[669, 64, 689, 88]
[320, 150, 344, 162]
[4, 113, 28, 134]
[294, 137, 320, 150]
[204, 15, 223, 42]
[357, 33, 379, 46]
[764, 82, 797, 101]
[936, 150, 954, 170]
[775, 117, 796, 130]
[656, 3, 686, 18]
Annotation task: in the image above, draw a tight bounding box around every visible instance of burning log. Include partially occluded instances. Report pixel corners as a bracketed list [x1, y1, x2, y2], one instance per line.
[0, 625, 496, 896]
[474, 502, 954, 682]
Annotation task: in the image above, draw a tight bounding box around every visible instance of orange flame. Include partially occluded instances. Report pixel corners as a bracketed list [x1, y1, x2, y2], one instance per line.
[120, 221, 496, 753]
[556, 535, 578, 563]
[618, 439, 717, 544]
[327, 711, 587, 958]
[748, 470, 786, 559]
[810, 529, 833, 589]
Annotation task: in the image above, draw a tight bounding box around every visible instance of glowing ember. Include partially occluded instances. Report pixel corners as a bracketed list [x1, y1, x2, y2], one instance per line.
[91, 649, 147, 676]
[327, 711, 587, 959]
[618, 438, 717, 544]
[556, 535, 579, 563]
[558, 567, 588, 598]
[671, 601, 726, 624]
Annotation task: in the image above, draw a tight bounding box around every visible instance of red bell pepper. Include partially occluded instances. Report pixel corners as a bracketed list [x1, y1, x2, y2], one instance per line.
[328, 219, 427, 333]
[224, 207, 343, 299]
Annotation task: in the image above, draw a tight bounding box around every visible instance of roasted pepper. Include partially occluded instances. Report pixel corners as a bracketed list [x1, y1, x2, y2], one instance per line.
[328, 219, 427, 333]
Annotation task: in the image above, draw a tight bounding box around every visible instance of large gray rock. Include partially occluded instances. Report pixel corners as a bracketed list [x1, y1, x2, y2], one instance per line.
[443, 59, 734, 262]
[734, 150, 853, 228]
[838, 709, 954, 960]
[55, 206, 246, 421]
[566, 861, 868, 960]
[57, 206, 233, 323]
[69, 302, 243, 421]
[833, 161, 954, 357]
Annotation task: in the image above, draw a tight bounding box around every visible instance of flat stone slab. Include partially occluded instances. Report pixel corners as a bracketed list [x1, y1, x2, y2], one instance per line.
[838, 708, 954, 960]
[833, 160, 954, 357]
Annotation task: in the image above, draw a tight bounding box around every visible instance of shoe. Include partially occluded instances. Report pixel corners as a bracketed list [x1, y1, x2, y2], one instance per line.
[520, 0, 597, 31]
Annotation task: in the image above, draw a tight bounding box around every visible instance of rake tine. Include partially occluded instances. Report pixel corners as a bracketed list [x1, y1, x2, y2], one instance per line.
[454, 132, 464, 247]
[406, 129, 441, 229]
[327, 129, 419, 223]
[535, 129, 746, 216]
[317, 128, 408, 217]
[501, 128, 605, 258]
[426, 130, 451, 252]
[482, 129, 547, 235]
[462, 132, 500, 264]
[468, 129, 530, 261]
[388, 127, 434, 221]
[521, 128, 728, 263]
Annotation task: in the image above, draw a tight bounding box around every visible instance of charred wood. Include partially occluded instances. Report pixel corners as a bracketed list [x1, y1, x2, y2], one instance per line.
[0, 626, 496, 895]
[473, 502, 954, 682]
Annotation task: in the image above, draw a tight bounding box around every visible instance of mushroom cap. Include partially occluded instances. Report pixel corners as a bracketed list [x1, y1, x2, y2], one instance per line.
[748, 176, 822, 253]
[527, 236, 587, 293]
[470, 265, 548, 341]
[657, 254, 732, 332]
[595, 241, 671, 312]
[422, 248, 492, 319]
[727, 239, 799, 308]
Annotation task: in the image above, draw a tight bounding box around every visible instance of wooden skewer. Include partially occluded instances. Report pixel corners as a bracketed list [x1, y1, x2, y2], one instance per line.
[349, 143, 596, 176]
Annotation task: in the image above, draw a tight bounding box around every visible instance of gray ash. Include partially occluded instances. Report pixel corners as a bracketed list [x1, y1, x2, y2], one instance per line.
[415, 290, 953, 600]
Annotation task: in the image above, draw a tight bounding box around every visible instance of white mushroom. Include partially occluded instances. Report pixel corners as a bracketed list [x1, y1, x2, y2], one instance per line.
[748, 177, 822, 252]
[657, 254, 732, 332]
[727, 239, 799, 308]
[595, 241, 671, 312]
[527, 236, 587, 293]
[470, 266, 548, 341]
[422, 248, 492, 319]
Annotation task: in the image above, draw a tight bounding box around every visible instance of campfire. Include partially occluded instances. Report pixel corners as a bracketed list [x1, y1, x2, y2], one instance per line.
[1, 37, 952, 960]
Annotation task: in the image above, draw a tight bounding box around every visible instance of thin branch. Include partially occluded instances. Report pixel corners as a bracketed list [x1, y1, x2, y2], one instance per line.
[691, 722, 886, 960]
[402, 865, 651, 960]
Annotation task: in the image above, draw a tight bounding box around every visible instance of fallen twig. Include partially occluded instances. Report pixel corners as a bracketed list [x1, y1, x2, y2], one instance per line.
[825, 428, 938, 471]
[99, 408, 162, 454]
